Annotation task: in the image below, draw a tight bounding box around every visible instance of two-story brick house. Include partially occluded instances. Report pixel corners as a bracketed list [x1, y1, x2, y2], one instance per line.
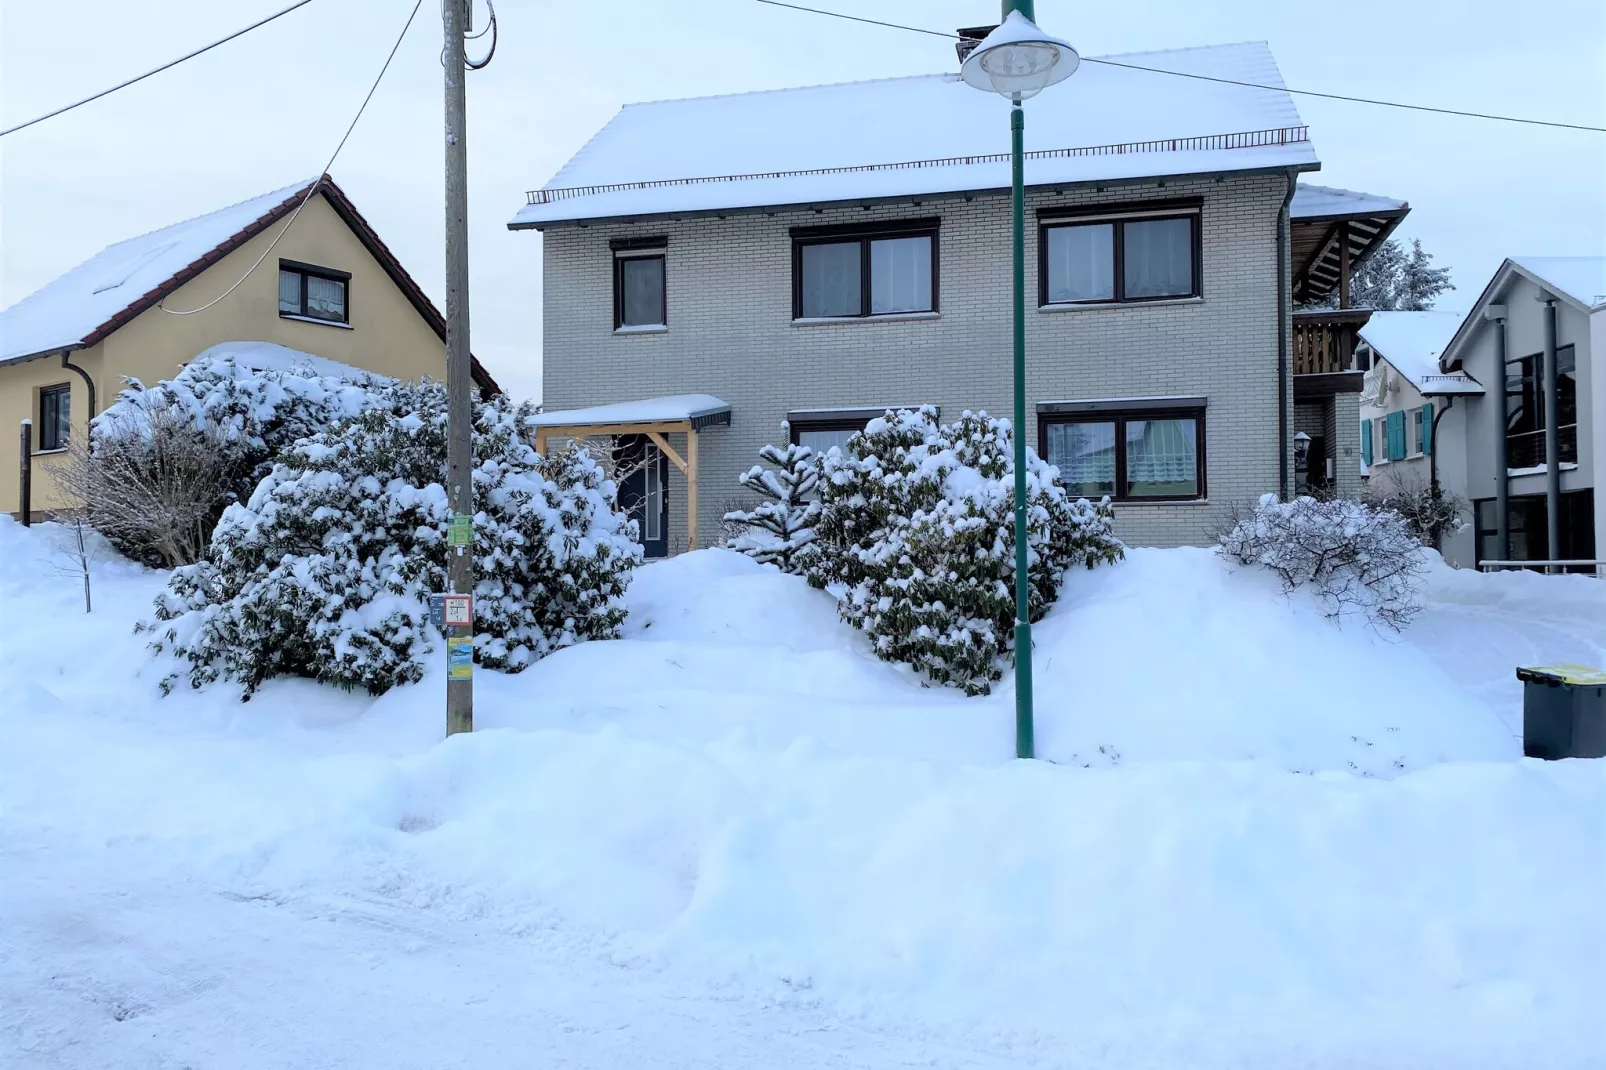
[512, 34, 1405, 555]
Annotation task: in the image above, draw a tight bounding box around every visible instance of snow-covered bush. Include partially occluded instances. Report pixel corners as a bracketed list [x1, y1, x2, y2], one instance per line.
[1218, 493, 1425, 630]
[54, 406, 237, 569]
[723, 423, 820, 573]
[1364, 469, 1467, 549]
[807, 407, 1123, 695]
[145, 388, 640, 698]
[85, 354, 392, 566]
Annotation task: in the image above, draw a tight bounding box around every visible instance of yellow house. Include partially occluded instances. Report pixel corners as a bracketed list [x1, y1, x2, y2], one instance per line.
[1, 174, 498, 515]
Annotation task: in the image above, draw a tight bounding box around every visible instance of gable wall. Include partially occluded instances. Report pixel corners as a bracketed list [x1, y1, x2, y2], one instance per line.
[3, 193, 448, 514]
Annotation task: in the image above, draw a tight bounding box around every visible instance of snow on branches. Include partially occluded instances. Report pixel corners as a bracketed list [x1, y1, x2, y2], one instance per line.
[723, 423, 821, 573]
[806, 407, 1123, 695]
[145, 387, 640, 698]
[1218, 494, 1426, 631]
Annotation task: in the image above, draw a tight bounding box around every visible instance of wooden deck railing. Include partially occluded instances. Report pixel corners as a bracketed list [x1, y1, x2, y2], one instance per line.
[1292, 308, 1372, 376]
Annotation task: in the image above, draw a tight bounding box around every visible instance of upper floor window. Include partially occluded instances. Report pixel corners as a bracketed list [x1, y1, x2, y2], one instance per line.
[1039, 402, 1205, 502]
[38, 383, 71, 452]
[278, 260, 349, 324]
[1039, 202, 1200, 306]
[791, 219, 939, 319]
[612, 237, 667, 329]
[1505, 346, 1577, 468]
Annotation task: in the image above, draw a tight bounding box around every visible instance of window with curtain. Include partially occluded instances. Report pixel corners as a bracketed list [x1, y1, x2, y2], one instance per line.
[1041, 208, 1199, 306]
[793, 221, 938, 318]
[1041, 410, 1203, 501]
[38, 384, 71, 451]
[277, 261, 348, 323]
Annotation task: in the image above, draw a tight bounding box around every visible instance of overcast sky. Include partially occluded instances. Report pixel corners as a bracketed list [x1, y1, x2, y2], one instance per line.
[3, 0, 1603, 402]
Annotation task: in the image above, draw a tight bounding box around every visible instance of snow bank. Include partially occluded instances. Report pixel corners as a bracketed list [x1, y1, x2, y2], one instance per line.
[4, 519, 1605, 1067]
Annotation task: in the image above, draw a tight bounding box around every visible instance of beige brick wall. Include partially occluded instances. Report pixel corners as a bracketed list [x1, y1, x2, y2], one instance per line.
[541, 173, 1293, 550]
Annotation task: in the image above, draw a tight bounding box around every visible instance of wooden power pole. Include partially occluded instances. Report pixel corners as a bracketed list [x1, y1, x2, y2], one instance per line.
[443, 0, 474, 735]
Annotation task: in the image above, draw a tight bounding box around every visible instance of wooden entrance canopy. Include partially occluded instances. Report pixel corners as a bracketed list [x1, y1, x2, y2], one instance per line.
[528, 394, 731, 549]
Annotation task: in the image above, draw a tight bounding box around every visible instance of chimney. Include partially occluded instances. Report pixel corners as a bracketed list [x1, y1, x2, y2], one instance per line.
[955, 25, 996, 65]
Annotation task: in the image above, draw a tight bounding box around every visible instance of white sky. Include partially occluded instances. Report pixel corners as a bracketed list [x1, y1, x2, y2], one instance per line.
[2, 0, 1603, 403]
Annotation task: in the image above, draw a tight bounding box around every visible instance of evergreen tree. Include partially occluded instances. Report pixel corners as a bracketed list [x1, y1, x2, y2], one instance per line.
[1340, 237, 1455, 311]
[723, 422, 821, 573]
[805, 407, 1123, 695]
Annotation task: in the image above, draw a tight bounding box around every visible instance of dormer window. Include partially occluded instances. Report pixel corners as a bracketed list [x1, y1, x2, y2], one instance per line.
[278, 260, 350, 324]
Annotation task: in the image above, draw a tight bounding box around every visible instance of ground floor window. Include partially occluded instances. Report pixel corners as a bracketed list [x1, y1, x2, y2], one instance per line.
[789, 418, 866, 455]
[38, 383, 71, 451]
[1039, 408, 1205, 501]
[1473, 490, 1595, 572]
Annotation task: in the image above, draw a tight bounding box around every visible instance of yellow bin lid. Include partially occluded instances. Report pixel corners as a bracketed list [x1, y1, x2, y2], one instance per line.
[1516, 664, 1606, 687]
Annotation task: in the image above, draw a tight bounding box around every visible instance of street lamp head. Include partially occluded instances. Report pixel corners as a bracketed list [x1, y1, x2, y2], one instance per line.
[960, 10, 1079, 101]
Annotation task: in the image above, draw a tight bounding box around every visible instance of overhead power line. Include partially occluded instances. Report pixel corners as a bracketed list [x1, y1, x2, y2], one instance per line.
[750, 0, 1606, 134]
[161, 0, 425, 315]
[1, 0, 316, 138]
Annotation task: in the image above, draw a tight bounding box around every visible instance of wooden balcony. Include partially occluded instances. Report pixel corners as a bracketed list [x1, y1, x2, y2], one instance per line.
[1292, 307, 1371, 397]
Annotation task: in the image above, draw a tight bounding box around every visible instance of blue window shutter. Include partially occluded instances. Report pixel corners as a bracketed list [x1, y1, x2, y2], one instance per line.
[1420, 403, 1434, 455]
[1387, 411, 1406, 461]
[1361, 419, 1373, 465]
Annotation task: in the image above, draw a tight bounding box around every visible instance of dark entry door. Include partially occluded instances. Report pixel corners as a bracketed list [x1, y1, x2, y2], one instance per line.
[615, 434, 669, 558]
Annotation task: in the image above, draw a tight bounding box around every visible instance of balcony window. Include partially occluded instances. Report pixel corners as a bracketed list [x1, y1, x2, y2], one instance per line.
[1506, 346, 1577, 469]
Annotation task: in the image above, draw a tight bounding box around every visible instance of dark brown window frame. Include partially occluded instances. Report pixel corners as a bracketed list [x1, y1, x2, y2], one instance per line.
[1037, 405, 1208, 503]
[1037, 200, 1202, 307]
[610, 236, 668, 330]
[790, 217, 941, 320]
[37, 382, 71, 452]
[278, 259, 351, 324]
[787, 416, 872, 446]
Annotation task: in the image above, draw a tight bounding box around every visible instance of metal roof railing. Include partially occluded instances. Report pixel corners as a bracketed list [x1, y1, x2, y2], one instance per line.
[525, 125, 1310, 206]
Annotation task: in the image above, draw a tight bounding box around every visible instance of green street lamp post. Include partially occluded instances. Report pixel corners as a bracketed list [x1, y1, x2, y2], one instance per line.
[961, 2, 1079, 760]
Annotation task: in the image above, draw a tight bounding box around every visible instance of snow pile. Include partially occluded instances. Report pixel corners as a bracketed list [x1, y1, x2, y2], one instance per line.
[147, 391, 639, 697]
[3, 519, 1604, 1068]
[809, 407, 1122, 694]
[723, 424, 819, 573]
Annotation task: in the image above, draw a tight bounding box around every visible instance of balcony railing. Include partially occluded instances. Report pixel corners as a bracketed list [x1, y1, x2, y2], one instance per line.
[1508, 425, 1579, 469]
[1292, 308, 1372, 375]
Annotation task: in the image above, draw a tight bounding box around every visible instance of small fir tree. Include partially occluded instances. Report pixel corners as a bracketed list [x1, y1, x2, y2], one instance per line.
[723, 422, 821, 573]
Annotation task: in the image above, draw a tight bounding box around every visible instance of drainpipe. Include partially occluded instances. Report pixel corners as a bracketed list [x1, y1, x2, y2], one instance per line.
[1429, 396, 1454, 550]
[1276, 173, 1295, 500]
[1489, 309, 1509, 560]
[60, 349, 97, 424]
[1541, 296, 1561, 571]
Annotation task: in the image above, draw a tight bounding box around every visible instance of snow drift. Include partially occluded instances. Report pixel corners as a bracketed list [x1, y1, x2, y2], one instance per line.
[3, 518, 1603, 1068]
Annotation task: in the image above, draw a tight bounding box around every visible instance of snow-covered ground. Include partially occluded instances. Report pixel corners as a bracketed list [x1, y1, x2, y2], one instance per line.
[2, 517, 1603, 1069]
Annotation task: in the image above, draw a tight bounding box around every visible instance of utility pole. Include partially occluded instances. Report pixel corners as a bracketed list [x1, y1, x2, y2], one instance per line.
[443, 0, 474, 735]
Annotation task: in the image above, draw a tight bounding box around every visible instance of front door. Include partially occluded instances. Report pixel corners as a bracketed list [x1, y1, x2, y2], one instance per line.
[615, 435, 669, 558]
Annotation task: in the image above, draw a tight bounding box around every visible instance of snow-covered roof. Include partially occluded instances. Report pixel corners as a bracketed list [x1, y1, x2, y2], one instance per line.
[527, 394, 732, 429]
[0, 180, 316, 364]
[1359, 311, 1484, 396]
[192, 340, 392, 383]
[1290, 184, 1407, 220]
[511, 41, 1315, 227]
[1511, 256, 1606, 313]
